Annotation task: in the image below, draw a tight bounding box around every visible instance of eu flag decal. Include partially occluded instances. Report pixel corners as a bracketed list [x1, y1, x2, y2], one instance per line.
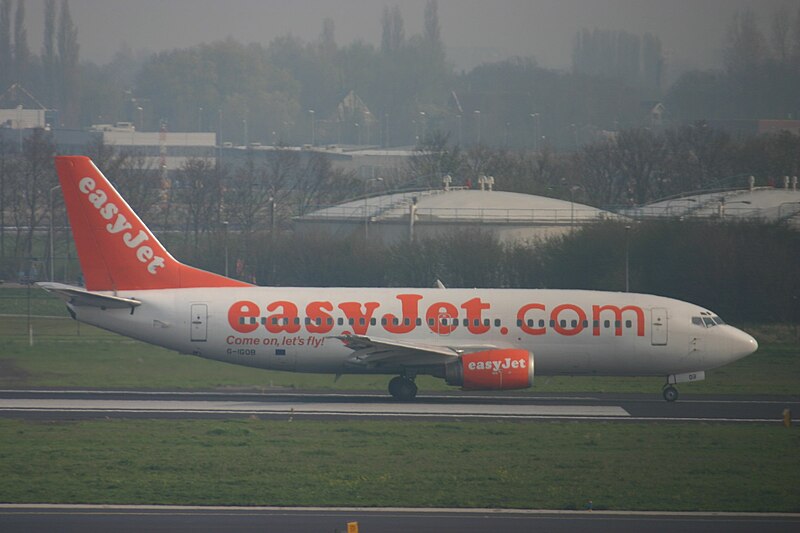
[275, 349, 286, 356]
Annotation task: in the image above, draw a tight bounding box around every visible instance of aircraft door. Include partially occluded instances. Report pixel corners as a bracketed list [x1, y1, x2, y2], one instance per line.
[434, 312, 454, 336]
[651, 308, 668, 346]
[190, 303, 208, 342]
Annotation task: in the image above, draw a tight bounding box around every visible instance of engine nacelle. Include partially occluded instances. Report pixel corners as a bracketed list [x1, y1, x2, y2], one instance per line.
[445, 349, 534, 390]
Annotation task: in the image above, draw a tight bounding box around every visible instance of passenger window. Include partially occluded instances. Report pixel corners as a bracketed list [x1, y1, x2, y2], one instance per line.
[625, 320, 632, 328]
[517, 319, 523, 327]
[327, 318, 333, 325]
[570, 320, 577, 327]
[337, 317, 344, 326]
[604, 320, 610, 328]
[593, 320, 599, 328]
[428, 318, 435, 326]
[370, 318, 376, 326]
[381, 318, 387, 326]
[583, 320, 588, 327]
[359, 318, 365, 325]
[550, 320, 555, 327]
[416, 318, 422, 326]
[539, 319, 545, 328]
[315, 318, 321, 326]
[494, 319, 501, 327]
[404, 318, 410, 326]
[560, 320, 566, 327]
[484, 319, 490, 327]
[527, 319, 534, 327]
[615, 320, 621, 328]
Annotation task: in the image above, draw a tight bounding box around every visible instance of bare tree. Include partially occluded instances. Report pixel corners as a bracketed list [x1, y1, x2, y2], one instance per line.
[175, 158, 222, 248]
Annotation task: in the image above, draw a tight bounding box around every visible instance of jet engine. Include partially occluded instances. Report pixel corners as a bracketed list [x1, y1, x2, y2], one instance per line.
[445, 349, 534, 390]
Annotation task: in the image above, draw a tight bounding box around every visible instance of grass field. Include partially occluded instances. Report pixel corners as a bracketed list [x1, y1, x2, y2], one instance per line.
[0, 419, 797, 511]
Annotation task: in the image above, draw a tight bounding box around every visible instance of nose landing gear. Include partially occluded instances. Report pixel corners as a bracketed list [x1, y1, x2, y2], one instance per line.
[662, 385, 679, 402]
[388, 376, 418, 401]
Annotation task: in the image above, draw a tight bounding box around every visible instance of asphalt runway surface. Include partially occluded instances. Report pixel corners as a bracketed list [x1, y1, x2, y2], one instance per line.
[0, 389, 797, 423]
[1, 505, 799, 533]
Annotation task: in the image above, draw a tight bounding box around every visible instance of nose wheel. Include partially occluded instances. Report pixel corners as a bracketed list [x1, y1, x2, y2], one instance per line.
[388, 376, 418, 401]
[662, 385, 679, 402]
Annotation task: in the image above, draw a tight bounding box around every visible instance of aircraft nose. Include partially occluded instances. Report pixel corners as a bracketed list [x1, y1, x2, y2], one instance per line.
[727, 327, 758, 361]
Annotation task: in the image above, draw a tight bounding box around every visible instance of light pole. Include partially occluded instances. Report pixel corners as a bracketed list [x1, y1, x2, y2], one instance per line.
[364, 177, 383, 241]
[137, 106, 144, 132]
[49, 185, 61, 281]
[222, 221, 229, 277]
[419, 111, 426, 144]
[624, 225, 631, 292]
[308, 109, 315, 146]
[530, 113, 540, 152]
[473, 110, 481, 145]
[569, 185, 581, 230]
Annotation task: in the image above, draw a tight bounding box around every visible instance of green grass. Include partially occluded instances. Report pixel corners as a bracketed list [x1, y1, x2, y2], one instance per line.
[0, 419, 797, 511]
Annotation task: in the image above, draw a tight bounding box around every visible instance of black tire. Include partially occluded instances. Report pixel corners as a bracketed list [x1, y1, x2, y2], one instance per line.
[663, 385, 679, 402]
[388, 376, 418, 401]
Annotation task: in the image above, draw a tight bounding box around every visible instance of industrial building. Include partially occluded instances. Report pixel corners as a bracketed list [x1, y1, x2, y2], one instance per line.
[295, 180, 623, 244]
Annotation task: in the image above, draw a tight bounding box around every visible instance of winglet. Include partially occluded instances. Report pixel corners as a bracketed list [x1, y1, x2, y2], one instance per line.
[55, 156, 251, 291]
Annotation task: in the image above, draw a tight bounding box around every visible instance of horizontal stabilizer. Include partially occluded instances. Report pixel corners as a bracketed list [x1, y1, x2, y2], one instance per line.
[38, 282, 141, 310]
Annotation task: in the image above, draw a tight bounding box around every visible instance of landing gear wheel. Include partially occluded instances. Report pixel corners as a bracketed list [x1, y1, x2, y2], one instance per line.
[388, 376, 418, 401]
[662, 385, 679, 402]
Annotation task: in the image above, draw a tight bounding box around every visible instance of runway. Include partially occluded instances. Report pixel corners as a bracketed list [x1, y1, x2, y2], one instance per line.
[1, 504, 799, 533]
[0, 389, 796, 423]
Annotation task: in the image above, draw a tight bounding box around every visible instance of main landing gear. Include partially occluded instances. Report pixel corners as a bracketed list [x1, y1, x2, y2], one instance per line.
[388, 376, 418, 401]
[662, 384, 679, 402]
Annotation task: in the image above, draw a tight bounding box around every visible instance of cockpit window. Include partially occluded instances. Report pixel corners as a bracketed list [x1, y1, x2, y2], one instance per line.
[693, 313, 726, 327]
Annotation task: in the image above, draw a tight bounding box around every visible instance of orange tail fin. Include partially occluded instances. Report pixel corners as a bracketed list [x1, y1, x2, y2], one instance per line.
[55, 156, 250, 291]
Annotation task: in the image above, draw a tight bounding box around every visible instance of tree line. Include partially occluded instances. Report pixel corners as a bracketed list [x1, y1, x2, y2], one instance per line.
[412, 125, 800, 207]
[667, 5, 800, 123]
[0, 0, 80, 127]
[4, 2, 797, 150]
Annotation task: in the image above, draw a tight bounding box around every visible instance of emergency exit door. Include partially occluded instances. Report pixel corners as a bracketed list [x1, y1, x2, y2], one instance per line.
[651, 307, 668, 346]
[190, 303, 208, 342]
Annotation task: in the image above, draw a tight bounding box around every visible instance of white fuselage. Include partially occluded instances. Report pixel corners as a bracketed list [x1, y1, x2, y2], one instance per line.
[68, 287, 757, 379]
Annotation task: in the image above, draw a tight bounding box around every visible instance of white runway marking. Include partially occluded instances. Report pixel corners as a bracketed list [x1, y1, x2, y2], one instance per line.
[0, 398, 629, 418]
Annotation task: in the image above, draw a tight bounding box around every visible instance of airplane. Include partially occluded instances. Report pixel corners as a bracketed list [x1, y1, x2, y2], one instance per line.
[39, 156, 758, 402]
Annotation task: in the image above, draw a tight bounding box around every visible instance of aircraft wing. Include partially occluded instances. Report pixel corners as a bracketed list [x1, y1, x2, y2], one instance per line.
[332, 333, 497, 368]
[37, 282, 141, 311]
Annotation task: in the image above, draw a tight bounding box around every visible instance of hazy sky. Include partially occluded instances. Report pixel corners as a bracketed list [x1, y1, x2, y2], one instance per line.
[24, 0, 793, 72]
